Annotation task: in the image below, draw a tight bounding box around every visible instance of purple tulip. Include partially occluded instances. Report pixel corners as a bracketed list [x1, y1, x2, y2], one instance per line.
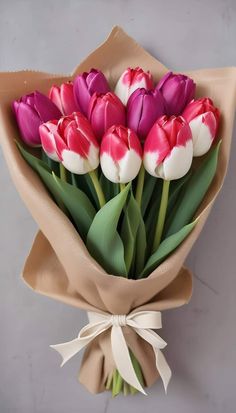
[157, 71, 196, 116]
[73, 68, 110, 116]
[12, 91, 62, 147]
[127, 88, 165, 141]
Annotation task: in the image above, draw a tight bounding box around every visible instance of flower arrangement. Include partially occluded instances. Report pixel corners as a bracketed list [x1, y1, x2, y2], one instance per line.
[0, 27, 235, 397]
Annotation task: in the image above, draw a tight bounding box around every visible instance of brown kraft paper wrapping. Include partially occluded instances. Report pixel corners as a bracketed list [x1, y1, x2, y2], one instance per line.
[0, 27, 236, 393]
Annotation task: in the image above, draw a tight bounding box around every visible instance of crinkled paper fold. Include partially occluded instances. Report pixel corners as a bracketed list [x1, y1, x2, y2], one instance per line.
[0, 26, 236, 393]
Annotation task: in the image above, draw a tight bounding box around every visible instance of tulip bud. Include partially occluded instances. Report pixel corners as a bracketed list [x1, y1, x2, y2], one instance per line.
[143, 115, 193, 180]
[12, 91, 62, 147]
[73, 68, 110, 116]
[88, 92, 126, 141]
[127, 88, 165, 141]
[157, 71, 196, 116]
[115, 67, 154, 105]
[49, 82, 79, 115]
[100, 125, 142, 184]
[39, 120, 61, 161]
[182, 98, 220, 157]
[39, 112, 99, 174]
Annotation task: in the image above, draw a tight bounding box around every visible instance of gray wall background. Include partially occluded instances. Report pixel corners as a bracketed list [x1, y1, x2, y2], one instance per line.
[0, 1, 236, 412]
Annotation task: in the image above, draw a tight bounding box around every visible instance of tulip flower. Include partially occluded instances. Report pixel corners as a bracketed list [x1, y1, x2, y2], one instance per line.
[127, 88, 165, 141]
[39, 112, 99, 174]
[157, 71, 196, 116]
[115, 67, 154, 105]
[49, 82, 79, 115]
[38, 120, 61, 162]
[143, 115, 193, 181]
[12, 91, 62, 147]
[100, 125, 142, 184]
[143, 115, 193, 252]
[73, 68, 110, 116]
[182, 98, 220, 156]
[88, 92, 126, 141]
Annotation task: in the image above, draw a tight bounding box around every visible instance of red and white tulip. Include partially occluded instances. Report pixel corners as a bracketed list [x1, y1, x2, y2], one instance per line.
[115, 67, 154, 105]
[39, 112, 99, 174]
[182, 98, 220, 157]
[143, 116, 193, 180]
[100, 125, 142, 184]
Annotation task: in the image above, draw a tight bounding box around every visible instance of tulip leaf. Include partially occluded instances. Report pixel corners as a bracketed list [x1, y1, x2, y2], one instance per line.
[86, 184, 131, 276]
[16, 142, 65, 208]
[51, 173, 96, 240]
[166, 142, 221, 236]
[120, 193, 143, 275]
[134, 216, 147, 277]
[17, 142, 95, 240]
[140, 220, 196, 278]
[141, 174, 158, 216]
[71, 173, 100, 210]
[100, 172, 119, 201]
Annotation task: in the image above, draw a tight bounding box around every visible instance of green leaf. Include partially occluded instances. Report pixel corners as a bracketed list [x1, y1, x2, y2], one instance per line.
[17, 142, 64, 208]
[86, 184, 131, 276]
[140, 221, 196, 278]
[120, 193, 143, 275]
[52, 173, 96, 240]
[100, 173, 119, 201]
[17, 142, 95, 240]
[134, 217, 147, 277]
[141, 174, 158, 216]
[166, 142, 221, 236]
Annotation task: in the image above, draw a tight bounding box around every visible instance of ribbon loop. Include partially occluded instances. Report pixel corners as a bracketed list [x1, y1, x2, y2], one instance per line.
[50, 310, 171, 394]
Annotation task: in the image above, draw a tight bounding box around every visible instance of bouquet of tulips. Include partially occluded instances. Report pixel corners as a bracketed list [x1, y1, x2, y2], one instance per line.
[1, 27, 235, 397]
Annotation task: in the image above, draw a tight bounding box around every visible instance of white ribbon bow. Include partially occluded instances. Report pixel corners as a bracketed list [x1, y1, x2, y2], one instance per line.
[50, 310, 171, 395]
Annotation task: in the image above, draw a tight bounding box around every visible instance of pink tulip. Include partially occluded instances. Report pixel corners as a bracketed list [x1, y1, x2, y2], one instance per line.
[49, 82, 79, 115]
[88, 92, 126, 141]
[39, 112, 99, 174]
[143, 116, 193, 180]
[182, 98, 220, 156]
[100, 125, 142, 183]
[115, 67, 154, 105]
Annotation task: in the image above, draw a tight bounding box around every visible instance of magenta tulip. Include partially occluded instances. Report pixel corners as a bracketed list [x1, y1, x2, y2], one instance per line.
[88, 92, 126, 141]
[127, 88, 165, 142]
[49, 82, 79, 115]
[73, 68, 110, 116]
[12, 91, 61, 147]
[157, 72, 196, 116]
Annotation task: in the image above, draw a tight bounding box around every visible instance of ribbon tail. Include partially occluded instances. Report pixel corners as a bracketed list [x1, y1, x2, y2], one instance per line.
[50, 338, 87, 367]
[155, 350, 172, 394]
[135, 328, 171, 393]
[111, 325, 147, 395]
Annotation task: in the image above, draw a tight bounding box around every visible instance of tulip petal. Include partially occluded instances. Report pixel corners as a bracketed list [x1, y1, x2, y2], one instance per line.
[118, 149, 142, 183]
[34, 91, 62, 121]
[162, 140, 193, 180]
[16, 103, 42, 146]
[190, 114, 215, 157]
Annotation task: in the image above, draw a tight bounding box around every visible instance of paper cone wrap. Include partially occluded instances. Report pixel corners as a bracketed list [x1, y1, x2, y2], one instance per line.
[0, 27, 236, 393]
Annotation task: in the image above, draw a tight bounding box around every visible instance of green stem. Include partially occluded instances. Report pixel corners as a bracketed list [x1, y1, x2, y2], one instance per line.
[135, 164, 145, 207]
[152, 180, 170, 253]
[60, 163, 67, 182]
[120, 183, 126, 192]
[89, 169, 106, 208]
